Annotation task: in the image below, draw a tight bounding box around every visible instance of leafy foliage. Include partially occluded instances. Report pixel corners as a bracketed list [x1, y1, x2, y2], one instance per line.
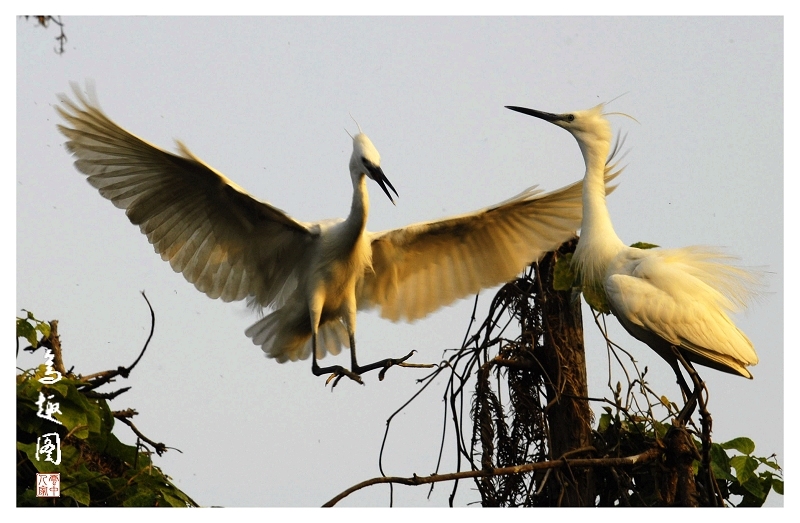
[594, 401, 782, 507]
[711, 437, 783, 506]
[17, 310, 51, 349]
[16, 311, 197, 507]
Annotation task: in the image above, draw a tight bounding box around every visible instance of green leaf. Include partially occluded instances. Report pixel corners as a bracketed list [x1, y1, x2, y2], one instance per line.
[754, 455, 782, 471]
[582, 283, 611, 314]
[65, 385, 103, 438]
[161, 492, 189, 507]
[709, 443, 735, 482]
[63, 478, 92, 506]
[36, 321, 51, 339]
[48, 381, 72, 398]
[103, 432, 140, 466]
[736, 492, 764, 507]
[123, 489, 157, 507]
[17, 318, 38, 347]
[17, 489, 40, 507]
[16, 311, 51, 347]
[773, 478, 784, 495]
[653, 421, 668, 439]
[630, 242, 660, 250]
[722, 437, 756, 455]
[711, 461, 736, 483]
[730, 455, 759, 485]
[553, 253, 576, 291]
[740, 474, 767, 501]
[598, 412, 612, 432]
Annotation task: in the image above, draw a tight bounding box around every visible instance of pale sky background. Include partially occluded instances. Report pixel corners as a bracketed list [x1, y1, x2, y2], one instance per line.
[16, 16, 784, 508]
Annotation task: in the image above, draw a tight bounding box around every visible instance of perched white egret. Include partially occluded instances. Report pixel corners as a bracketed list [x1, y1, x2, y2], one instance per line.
[56, 84, 616, 384]
[506, 104, 761, 400]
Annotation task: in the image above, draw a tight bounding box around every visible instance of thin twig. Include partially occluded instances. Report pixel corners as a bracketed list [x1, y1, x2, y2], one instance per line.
[79, 292, 155, 390]
[114, 413, 180, 456]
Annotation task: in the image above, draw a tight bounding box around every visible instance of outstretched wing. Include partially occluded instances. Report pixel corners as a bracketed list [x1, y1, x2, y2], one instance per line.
[56, 84, 316, 307]
[359, 174, 618, 322]
[606, 247, 759, 377]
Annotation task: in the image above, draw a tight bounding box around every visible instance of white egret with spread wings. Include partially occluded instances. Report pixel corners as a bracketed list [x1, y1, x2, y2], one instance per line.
[506, 104, 761, 412]
[56, 85, 615, 384]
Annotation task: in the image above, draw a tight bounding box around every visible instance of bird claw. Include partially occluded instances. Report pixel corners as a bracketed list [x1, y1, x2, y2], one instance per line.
[325, 367, 364, 390]
[316, 350, 434, 387]
[313, 362, 364, 388]
[325, 367, 364, 388]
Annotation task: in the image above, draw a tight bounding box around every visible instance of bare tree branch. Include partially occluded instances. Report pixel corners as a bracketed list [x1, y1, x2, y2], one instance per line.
[113, 411, 181, 457]
[323, 447, 662, 507]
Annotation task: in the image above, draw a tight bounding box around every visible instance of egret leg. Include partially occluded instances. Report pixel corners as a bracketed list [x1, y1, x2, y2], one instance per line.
[310, 331, 364, 386]
[670, 347, 703, 425]
[670, 347, 720, 505]
[669, 358, 694, 401]
[310, 319, 432, 386]
[348, 332, 418, 380]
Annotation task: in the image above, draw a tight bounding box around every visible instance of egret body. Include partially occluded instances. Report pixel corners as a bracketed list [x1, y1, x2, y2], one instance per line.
[56, 84, 615, 384]
[506, 104, 760, 396]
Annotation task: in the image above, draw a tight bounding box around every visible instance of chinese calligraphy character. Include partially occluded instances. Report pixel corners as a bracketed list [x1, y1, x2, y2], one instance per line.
[35, 392, 63, 425]
[37, 475, 48, 497]
[36, 432, 61, 465]
[38, 347, 62, 385]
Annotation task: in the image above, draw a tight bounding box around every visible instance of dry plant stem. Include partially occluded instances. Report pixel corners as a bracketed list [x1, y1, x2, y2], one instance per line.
[79, 292, 155, 391]
[40, 320, 67, 375]
[592, 309, 661, 422]
[323, 447, 661, 507]
[21, 319, 65, 369]
[113, 413, 176, 457]
[377, 362, 448, 506]
[83, 387, 131, 400]
[24, 16, 67, 54]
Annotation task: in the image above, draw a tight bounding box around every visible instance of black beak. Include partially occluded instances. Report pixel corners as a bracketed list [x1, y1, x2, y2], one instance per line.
[369, 165, 398, 205]
[505, 106, 565, 123]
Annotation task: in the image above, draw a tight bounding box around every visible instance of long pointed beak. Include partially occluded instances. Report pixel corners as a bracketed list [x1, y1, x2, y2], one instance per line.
[369, 165, 398, 205]
[505, 106, 564, 123]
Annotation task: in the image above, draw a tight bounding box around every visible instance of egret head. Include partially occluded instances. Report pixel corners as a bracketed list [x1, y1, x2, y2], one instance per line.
[506, 104, 614, 162]
[350, 133, 398, 205]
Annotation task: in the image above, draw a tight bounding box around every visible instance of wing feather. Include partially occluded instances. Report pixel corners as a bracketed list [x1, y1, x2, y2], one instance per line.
[606, 248, 759, 376]
[359, 175, 615, 322]
[57, 84, 316, 307]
